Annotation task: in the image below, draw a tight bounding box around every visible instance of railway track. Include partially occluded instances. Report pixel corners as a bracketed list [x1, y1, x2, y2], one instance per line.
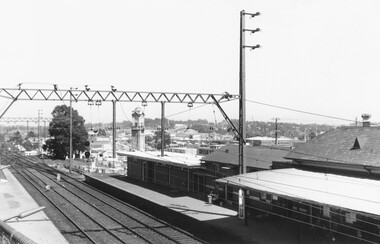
[3, 152, 206, 244]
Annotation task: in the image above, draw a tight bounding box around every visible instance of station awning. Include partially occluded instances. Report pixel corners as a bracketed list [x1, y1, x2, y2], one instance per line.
[216, 168, 380, 216]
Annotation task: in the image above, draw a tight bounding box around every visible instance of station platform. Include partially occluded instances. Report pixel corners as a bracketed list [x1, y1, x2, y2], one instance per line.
[0, 168, 68, 244]
[84, 173, 307, 244]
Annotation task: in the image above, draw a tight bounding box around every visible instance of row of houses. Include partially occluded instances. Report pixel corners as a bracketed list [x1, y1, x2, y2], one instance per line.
[118, 124, 380, 243]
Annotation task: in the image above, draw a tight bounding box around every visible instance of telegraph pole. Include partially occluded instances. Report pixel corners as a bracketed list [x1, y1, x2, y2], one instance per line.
[38, 109, 42, 152]
[161, 102, 165, 157]
[239, 10, 260, 174]
[273, 117, 280, 145]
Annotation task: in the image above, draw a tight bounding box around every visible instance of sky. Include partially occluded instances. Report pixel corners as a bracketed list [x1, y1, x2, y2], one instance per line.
[1, 0, 380, 126]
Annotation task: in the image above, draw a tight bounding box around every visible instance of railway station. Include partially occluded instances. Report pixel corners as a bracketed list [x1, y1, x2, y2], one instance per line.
[2, 1, 380, 243]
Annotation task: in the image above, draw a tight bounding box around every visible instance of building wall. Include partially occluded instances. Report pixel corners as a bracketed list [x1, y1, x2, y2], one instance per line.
[127, 157, 193, 192]
[155, 164, 170, 185]
[170, 167, 188, 190]
[127, 158, 142, 180]
[221, 184, 380, 243]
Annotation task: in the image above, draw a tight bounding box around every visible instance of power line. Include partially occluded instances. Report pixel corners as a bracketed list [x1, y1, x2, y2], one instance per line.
[245, 99, 356, 123]
[166, 104, 208, 118]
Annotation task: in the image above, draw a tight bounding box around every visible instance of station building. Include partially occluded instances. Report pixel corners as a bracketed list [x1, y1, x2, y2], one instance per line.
[118, 151, 203, 192]
[216, 124, 380, 243]
[216, 168, 380, 243]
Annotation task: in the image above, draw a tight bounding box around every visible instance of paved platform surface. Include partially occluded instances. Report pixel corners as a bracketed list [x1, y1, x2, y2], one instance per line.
[0, 168, 68, 244]
[86, 173, 364, 244]
[97, 176, 237, 221]
[86, 173, 304, 244]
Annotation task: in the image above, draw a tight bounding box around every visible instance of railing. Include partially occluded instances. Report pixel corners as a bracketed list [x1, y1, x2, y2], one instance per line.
[0, 221, 37, 244]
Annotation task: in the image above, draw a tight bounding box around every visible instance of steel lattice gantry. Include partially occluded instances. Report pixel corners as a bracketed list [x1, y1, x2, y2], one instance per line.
[0, 117, 51, 123]
[0, 88, 238, 106]
[0, 87, 240, 169]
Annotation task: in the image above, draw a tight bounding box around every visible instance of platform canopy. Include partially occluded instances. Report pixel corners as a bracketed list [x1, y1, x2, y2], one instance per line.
[216, 168, 380, 216]
[118, 151, 202, 168]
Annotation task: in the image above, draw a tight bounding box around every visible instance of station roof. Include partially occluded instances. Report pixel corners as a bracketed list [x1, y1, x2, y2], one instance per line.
[285, 126, 380, 167]
[202, 145, 291, 170]
[216, 168, 380, 216]
[117, 150, 202, 168]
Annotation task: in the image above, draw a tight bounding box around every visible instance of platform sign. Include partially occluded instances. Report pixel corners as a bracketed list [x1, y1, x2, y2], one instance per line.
[238, 188, 245, 219]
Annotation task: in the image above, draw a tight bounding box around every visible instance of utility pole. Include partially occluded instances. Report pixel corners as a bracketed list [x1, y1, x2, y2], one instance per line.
[69, 91, 72, 174]
[273, 117, 279, 145]
[38, 110, 42, 152]
[239, 10, 260, 174]
[161, 102, 165, 157]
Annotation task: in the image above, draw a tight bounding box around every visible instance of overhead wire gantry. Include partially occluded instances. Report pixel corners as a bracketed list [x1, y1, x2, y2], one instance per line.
[0, 86, 241, 170]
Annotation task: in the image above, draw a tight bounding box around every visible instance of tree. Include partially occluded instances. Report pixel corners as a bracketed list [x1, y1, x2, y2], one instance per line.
[153, 131, 171, 150]
[0, 133, 5, 142]
[45, 105, 88, 159]
[9, 131, 23, 145]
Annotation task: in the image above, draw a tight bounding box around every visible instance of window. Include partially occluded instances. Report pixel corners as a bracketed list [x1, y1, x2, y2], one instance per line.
[323, 205, 330, 217]
[345, 212, 356, 224]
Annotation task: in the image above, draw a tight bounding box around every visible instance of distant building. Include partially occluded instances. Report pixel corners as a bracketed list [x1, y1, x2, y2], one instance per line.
[246, 136, 293, 148]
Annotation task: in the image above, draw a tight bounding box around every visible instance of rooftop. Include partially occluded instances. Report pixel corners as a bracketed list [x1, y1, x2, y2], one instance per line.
[216, 168, 380, 216]
[285, 126, 380, 167]
[117, 150, 202, 168]
[202, 145, 292, 170]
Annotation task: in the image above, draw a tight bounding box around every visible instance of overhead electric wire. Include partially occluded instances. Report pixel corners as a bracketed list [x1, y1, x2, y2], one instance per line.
[119, 103, 132, 123]
[245, 98, 357, 123]
[166, 104, 208, 118]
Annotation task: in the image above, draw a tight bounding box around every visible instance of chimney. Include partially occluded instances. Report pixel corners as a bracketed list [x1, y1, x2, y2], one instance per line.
[361, 113, 371, 127]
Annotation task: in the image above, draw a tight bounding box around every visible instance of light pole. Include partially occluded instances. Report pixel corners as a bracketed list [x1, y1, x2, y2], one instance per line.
[239, 10, 260, 175]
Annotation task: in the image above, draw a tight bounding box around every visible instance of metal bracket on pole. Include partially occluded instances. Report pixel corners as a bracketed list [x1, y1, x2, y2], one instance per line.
[211, 95, 245, 144]
[0, 99, 17, 119]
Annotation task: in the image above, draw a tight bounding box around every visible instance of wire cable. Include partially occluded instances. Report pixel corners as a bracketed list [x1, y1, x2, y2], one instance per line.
[245, 99, 356, 123]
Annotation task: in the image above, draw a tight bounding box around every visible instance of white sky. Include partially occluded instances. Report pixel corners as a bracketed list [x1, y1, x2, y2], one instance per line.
[1, 0, 380, 126]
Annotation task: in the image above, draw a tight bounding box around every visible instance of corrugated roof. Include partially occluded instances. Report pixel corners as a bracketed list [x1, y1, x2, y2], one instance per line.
[117, 150, 202, 168]
[285, 127, 380, 166]
[201, 145, 291, 170]
[216, 168, 380, 216]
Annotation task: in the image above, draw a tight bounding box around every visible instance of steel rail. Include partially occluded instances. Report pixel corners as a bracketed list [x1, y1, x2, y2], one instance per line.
[14, 154, 206, 244]
[24, 167, 159, 244]
[12, 159, 139, 244]
[37, 169, 194, 244]
[49, 164, 206, 243]
[10, 162, 98, 244]
[24, 158, 202, 244]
